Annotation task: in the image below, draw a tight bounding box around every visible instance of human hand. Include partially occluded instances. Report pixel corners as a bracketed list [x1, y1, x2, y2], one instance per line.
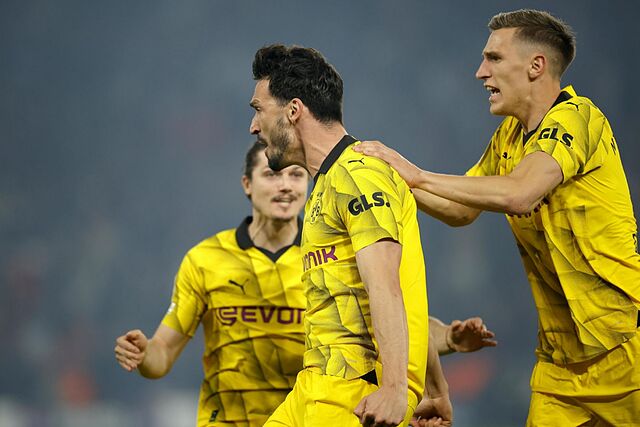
[409, 395, 453, 427]
[354, 385, 408, 427]
[352, 141, 422, 188]
[447, 317, 497, 353]
[114, 329, 148, 372]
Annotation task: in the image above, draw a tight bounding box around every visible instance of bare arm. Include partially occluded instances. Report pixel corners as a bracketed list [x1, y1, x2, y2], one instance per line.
[429, 316, 497, 356]
[352, 142, 480, 225]
[114, 324, 190, 379]
[353, 239, 409, 426]
[428, 317, 451, 356]
[425, 335, 449, 398]
[413, 151, 562, 215]
[413, 188, 481, 227]
[353, 142, 563, 217]
[409, 332, 453, 427]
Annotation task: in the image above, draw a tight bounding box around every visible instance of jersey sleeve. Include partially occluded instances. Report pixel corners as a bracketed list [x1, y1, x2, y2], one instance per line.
[333, 158, 405, 253]
[526, 105, 606, 183]
[161, 252, 207, 337]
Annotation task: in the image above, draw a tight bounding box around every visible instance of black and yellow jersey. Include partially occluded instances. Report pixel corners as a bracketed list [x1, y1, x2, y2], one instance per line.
[302, 135, 428, 402]
[162, 217, 305, 426]
[467, 86, 640, 364]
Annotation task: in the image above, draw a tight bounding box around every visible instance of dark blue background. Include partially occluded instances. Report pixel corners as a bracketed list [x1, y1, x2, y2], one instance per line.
[2, 1, 638, 426]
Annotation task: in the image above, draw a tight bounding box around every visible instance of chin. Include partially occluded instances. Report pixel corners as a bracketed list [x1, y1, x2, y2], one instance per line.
[270, 209, 297, 220]
[273, 215, 297, 223]
[489, 104, 507, 116]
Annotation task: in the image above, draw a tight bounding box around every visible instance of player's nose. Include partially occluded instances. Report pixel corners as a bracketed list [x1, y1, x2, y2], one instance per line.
[250, 115, 259, 135]
[475, 59, 490, 80]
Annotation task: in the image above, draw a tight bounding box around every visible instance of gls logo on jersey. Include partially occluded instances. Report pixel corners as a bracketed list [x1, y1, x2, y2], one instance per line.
[539, 127, 574, 147]
[348, 192, 390, 216]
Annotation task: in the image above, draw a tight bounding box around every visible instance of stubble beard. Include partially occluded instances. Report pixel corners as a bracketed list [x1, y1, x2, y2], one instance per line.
[266, 118, 293, 171]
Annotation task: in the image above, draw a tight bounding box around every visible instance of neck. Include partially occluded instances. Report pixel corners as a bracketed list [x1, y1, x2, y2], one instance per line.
[248, 214, 298, 253]
[297, 120, 348, 176]
[518, 80, 562, 134]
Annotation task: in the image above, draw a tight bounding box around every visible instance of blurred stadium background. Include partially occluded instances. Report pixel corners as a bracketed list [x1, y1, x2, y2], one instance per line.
[2, 1, 638, 426]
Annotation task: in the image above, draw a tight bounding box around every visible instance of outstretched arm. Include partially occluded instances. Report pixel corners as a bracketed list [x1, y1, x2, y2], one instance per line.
[430, 316, 497, 356]
[353, 141, 562, 217]
[114, 324, 190, 379]
[352, 142, 480, 226]
[413, 188, 481, 227]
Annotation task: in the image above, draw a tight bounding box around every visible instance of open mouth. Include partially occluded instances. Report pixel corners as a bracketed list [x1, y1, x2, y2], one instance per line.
[272, 197, 295, 205]
[485, 85, 500, 101]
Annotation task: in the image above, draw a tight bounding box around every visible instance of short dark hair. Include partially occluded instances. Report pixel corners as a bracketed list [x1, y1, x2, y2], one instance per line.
[489, 9, 576, 77]
[243, 140, 267, 179]
[252, 44, 343, 124]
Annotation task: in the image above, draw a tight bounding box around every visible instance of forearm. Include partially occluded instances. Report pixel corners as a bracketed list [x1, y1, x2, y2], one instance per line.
[356, 241, 408, 390]
[137, 337, 174, 379]
[137, 325, 189, 379]
[415, 171, 526, 214]
[413, 188, 480, 227]
[429, 317, 454, 356]
[425, 336, 449, 399]
[414, 152, 563, 216]
[369, 280, 409, 390]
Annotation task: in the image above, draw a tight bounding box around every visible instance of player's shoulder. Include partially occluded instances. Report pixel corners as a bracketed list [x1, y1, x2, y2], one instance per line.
[185, 227, 237, 258]
[547, 93, 603, 125]
[335, 142, 394, 175]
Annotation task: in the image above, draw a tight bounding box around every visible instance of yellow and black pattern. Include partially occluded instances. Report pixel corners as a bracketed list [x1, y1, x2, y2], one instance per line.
[162, 217, 305, 426]
[467, 86, 640, 364]
[302, 135, 429, 401]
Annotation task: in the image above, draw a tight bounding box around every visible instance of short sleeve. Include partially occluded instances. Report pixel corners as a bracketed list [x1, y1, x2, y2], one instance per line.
[161, 253, 207, 337]
[333, 159, 405, 253]
[527, 105, 605, 183]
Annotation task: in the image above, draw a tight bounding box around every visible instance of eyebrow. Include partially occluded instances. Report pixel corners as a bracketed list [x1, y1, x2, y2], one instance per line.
[249, 99, 259, 108]
[483, 50, 500, 59]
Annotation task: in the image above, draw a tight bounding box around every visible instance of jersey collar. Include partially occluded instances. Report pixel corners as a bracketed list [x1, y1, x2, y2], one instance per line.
[314, 134, 358, 183]
[551, 87, 573, 108]
[235, 216, 302, 260]
[523, 86, 575, 144]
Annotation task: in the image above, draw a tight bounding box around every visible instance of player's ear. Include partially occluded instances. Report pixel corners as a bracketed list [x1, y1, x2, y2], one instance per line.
[241, 175, 252, 199]
[288, 98, 303, 124]
[529, 54, 546, 80]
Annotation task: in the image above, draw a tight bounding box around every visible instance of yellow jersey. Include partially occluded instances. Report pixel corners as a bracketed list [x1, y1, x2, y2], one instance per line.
[162, 217, 305, 426]
[302, 135, 429, 402]
[467, 86, 640, 364]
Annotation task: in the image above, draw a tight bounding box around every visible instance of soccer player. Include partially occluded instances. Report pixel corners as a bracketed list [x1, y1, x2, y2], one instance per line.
[249, 44, 452, 427]
[114, 141, 493, 427]
[114, 141, 309, 426]
[354, 9, 640, 426]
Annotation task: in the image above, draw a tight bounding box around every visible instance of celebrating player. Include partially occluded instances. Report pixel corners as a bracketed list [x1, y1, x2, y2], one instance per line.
[354, 9, 640, 426]
[115, 141, 309, 426]
[250, 44, 453, 427]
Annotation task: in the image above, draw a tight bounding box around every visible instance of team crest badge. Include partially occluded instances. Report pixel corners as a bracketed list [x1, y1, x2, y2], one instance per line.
[308, 192, 322, 224]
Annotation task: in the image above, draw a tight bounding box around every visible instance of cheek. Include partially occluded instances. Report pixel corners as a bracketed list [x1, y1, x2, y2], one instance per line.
[294, 182, 309, 196]
[251, 182, 272, 198]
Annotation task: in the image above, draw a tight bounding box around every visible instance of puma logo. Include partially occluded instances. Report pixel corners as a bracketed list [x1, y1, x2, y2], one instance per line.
[228, 279, 248, 294]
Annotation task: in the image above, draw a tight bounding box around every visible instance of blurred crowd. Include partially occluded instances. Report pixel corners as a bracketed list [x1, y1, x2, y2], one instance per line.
[1, 1, 638, 426]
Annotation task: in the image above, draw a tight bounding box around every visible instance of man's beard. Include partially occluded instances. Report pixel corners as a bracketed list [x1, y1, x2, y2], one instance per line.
[266, 118, 292, 171]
